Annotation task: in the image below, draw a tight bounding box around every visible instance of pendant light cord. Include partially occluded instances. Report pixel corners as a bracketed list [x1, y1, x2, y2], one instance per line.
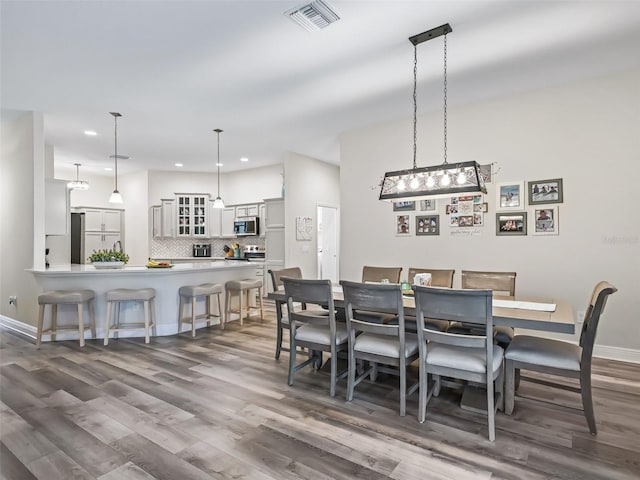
[412, 44, 418, 170]
[216, 130, 221, 196]
[114, 115, 119, 190]
[443, 33, 448, 165]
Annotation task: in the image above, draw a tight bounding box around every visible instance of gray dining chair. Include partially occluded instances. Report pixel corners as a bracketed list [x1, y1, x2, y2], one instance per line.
[357, 266, 404, 324]
[269, 267, 309, 359]
[340, 280, 419, 416]
[413, 285, 504, 442]
[450, 270, 517, 347]
[504, 281, 617, 435]
[282, 277, 348, 397]
[405, 268, 455, 332]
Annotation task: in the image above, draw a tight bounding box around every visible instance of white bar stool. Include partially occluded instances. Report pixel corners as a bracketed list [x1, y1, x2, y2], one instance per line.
[224, 279, 264, 326]
[178, 283, 224, 336]
[104, 288, 157, 345]
[37, 290, 96, 348]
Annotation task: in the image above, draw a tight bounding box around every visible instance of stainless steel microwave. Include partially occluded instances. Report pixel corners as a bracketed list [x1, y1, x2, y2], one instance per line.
[234, 217, 259, 236]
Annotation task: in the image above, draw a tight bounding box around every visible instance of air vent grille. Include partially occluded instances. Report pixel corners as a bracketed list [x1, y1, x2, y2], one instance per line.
[286, 0, 340, 31]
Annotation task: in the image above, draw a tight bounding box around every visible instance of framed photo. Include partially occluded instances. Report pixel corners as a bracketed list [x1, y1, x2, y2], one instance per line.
[393, 201, 415, 212]
[496, 212, 527, 236]
[396, 214, 411, 236]
[532, 206, 559, 235]
[458, 215, 474, 227]
[416, 215, 439, 236]
[473, 203, 488, 213]
[496, 181, 525, 210]
[528, 178, 563, 205]
[445, 204, 458, 215]
[419, 199, 437, 211]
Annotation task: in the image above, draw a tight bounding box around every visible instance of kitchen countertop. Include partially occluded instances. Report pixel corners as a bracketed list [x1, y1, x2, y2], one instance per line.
[29, 260, 253, 276]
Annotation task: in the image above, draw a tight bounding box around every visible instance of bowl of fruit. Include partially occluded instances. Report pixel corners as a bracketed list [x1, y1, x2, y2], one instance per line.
[146, 258, 173, 269]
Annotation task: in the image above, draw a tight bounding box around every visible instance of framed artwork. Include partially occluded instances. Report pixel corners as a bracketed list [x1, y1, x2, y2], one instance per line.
[473, 203, 488, 213]
[396, 214, 411, 236]
[458, 215, 474, 227]
[419, 199, 437, 211]
[393, 201, 416, 211]
[496, 181, 525, 210]
[496, 212, 527, 236]
[528, 178, 563, 205]
[445, 204, 458, 215]
[416, 215, 439, 235]
[532, 206, 559, 235]
[473, 213, 484, 226]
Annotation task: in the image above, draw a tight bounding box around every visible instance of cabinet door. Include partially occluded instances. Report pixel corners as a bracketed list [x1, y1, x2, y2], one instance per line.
[103, 232, 121, 251]
[103, 210, 122, 231]
[192, 195, 208, 236]
[84, 209, 104, 231]
[209, 202, 222, 237]
[161, 199, 175, 237]
[176, 195, 191, 236]
[221, 207, 236, 237]
[237, 204, 259, 218]
[265, 200, 285, 228]
[84, 232, 104, 256]
[151, 206, 162, 237]
[265, 229, 285, 262]
[259, 203, 266, 237]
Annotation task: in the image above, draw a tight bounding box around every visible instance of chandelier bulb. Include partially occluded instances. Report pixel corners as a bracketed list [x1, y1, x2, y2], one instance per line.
[409, 176, 420, 190]
[426, 175, 435, 188]
[441, 172, 451, 187]
[397, 178, 406, 191]
[456, 170, 467, 185]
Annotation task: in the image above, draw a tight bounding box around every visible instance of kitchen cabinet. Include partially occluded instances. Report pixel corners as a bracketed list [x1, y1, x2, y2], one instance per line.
[84, 208, 122, 232]
[264, 198, 285, 229]
[236, 204, 259, 218]
[208, 201, 222, 237]
[265, 229, 285, 263]
[221, 207, 236, 237]
[259, 203, 266, 238]
[176, 194, 208, 237]
[85, 231, 121, 254]
[45, 179, 69, 236]
[151, 199, 176, 237]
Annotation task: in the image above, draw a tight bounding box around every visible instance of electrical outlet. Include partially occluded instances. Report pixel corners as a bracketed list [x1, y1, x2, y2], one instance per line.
[576, 310, 586, 323]
[8, 295, 17, 305]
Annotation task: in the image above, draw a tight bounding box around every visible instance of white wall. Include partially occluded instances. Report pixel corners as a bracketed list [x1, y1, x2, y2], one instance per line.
[0, 111, 44, 326]
[340, 68, 640, 354]
[284, 152, 340, 278]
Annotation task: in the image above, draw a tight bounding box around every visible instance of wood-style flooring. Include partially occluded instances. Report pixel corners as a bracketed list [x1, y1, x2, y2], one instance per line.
[1, 301, 639, 480]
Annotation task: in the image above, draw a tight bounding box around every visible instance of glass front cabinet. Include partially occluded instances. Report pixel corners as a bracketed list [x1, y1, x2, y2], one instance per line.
[176, 194, 209, 237]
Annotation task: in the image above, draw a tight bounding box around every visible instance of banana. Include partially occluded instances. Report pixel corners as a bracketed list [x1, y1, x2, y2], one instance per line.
[147, 258, 159, 266]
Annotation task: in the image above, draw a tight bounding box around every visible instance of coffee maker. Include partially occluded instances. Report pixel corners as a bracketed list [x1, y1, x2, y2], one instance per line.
[192, 243, 211, 257]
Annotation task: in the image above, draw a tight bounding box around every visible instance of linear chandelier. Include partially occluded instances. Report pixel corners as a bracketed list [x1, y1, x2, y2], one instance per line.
[380, 24, 486, 202]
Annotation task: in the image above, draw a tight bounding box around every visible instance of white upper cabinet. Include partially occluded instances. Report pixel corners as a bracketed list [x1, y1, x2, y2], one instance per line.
[151, 199, 175, 238]
[264, 198, 285, 229]
[235, 204, 259, 218]
[176, 194, 209, 237]
[221, 207, 236, 237]
[208, 201, 222, 238]
[83, 208, 123, 233]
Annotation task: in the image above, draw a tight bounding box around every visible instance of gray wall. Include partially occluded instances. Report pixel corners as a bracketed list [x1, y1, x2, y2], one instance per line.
[339, 68, 640, 358]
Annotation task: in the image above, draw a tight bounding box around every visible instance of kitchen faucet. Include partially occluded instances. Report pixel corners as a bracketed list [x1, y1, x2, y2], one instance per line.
[113, 240, 123, 253]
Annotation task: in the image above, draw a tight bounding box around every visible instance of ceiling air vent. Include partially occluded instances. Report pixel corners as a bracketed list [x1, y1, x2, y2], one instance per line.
[285, 0, 340, 31]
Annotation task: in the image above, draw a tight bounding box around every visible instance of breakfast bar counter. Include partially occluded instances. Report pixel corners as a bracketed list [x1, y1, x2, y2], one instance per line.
[29, 261, 256, 341]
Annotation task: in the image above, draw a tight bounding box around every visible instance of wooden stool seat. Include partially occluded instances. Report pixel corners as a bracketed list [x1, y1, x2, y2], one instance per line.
[225, 279, 264, 326]
[178, 283, 224, 337]
[104, 288, 157, 345]
[37, 289, 96, 348]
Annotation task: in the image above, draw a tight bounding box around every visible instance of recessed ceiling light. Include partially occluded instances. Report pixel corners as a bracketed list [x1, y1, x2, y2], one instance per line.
[216, 163, 223, 167]
[240, 157, 249, 162]
[175, 163, 183, 167]
[84, 130, 97, 136]
[104, 167, 113, 171]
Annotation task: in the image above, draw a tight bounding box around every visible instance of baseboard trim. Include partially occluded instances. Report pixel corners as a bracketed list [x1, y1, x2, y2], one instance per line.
[0, 314, 37, 339]
[594, 345, 640, 364]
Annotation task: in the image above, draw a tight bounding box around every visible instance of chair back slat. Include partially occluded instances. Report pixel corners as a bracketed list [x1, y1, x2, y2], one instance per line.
[579, 281, 617, 358]
[362, 266, 403, 284]
[282, 277, 330, 305]
[461, 270, 516, 296]
[269, 267, 302, 291]
[341, 280, 405, 334]
[407, 268, 455, 288]
[424, 329, 488, 348]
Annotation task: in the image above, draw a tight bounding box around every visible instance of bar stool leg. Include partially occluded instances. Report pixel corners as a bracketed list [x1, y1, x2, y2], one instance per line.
[151, 298, 157, 337]
[206, 295, 212, 327]
[36, 304, 45, 349]
[77, 303, 85, 347]
[51, 304, 58, 341]
[143, 299, 151, 344]
[191, 297, 197, 337]
[258, 287, 264, 322]
[104, 300, 113, 346]
[217, 292, 224, 329]
[239, 290, 244, 326]
[89, 300, 96, 339]
[115, 302, 121, 340]
[225, 292, 231, 327]
[178, 295, 185, 333]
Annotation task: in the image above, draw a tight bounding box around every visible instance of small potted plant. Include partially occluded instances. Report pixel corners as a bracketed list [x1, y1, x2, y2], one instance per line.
[88, 249, 130, 269]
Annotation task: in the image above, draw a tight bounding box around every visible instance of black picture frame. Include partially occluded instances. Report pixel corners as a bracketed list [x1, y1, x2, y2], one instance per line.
[416, 215, 439, 236]
[496, 212, 527, 236]
[528, 178, 563, 205]
[393, 201, 416, 211]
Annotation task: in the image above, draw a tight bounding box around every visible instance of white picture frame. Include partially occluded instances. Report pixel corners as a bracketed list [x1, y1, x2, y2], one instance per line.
[531, 205, 559, 235]
[496, 181, 525, 211]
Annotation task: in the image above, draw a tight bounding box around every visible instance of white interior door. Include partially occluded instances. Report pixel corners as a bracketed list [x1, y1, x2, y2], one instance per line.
[317, 205, 338, 282]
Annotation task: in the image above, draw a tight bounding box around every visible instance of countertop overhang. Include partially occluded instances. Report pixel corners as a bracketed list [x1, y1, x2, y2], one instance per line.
[29, 261, 254, 276]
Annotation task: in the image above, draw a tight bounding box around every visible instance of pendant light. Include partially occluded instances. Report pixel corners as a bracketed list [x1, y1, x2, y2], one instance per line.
[67, 163, 89, 190]
[108, 111, 125, 204]
[379, 24, 486, 202]
[212, 128, 225, 209]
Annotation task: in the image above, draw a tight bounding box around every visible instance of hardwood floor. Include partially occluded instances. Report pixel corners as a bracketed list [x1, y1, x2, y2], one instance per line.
[2, 301, 639, 479]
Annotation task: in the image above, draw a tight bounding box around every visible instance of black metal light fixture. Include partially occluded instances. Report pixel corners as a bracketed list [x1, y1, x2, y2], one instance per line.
[379, 24, 486, 202]
[67, 163, 89, 190]
[108, 111, 128, 204]
[212, 128, 225, 209]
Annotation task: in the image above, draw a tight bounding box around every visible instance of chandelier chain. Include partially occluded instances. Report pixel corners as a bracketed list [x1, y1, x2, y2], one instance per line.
[413, 44, 418, 170]
[443, 33, 448, 165]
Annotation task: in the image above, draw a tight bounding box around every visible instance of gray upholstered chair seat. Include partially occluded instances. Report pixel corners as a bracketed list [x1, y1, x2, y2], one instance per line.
[38, 289, 94, 304]
[295, 323, 349, 346]
[427, 343, 503, 374]
[505, 335, 581, 371]
[225, 278, 262, 291]
[106, 288, 155, 302]
[354, 332, 419, 358]
[179, 283, 223, 297]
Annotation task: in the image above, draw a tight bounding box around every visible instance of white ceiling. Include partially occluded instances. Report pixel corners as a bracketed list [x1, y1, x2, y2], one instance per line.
[3, 1, 640, 177]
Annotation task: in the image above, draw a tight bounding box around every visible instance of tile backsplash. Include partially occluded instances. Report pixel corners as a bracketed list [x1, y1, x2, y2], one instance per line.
[151, 237, 265, 258]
